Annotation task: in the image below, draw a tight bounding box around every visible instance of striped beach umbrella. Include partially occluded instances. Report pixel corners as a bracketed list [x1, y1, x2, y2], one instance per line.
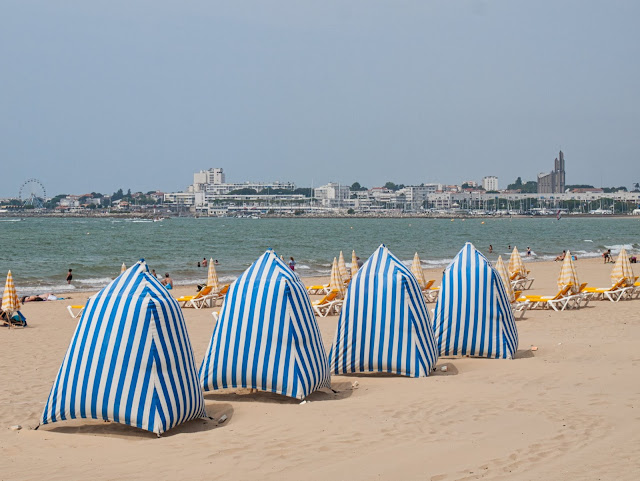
[494, 255, 515, 302]
[411, 252, 427, 289]
[41, 260, 206, 435]
[120, 262, 126, 273]
[610, 247, 634, 286]
[433, 242, 518, 359]
[508, 246, 527, 279]
[2, 270, 20, 315]
[329, 245, 438, 377]
[330, 257, 345, 296]
[557, 250, 580, 293]
[199, 249, 330, 399]
[351, 250, 359, 277]
[207, 258, 219, 290]
[338, 251, 350, 281]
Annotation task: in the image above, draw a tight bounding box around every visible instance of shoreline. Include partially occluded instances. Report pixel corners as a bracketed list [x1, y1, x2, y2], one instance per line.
[6, 256, 631, 299]
[2, 212, 640, 220]
[45, 256, 615, 301]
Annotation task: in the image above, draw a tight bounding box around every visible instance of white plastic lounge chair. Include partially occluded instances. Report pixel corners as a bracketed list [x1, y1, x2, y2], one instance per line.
[306, 284, 329, 295]
[563, 283, 591, 309]
[517, 285, 572, 311]
[312, 290, 342, 317]
[67, 305, 85, 319]
[423, 284, 440, 303]
[176, 285, 216, 309]
[584, 279, 627, 302]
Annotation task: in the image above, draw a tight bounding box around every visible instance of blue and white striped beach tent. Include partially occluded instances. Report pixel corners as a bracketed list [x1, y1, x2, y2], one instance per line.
[329, 245, 439, 377]
[41, 260, 206, 435]
[433, 242, 518, 359]
[199, 249, 330, 399]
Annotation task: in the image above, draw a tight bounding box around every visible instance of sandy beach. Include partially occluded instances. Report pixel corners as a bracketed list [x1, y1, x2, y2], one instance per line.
[1, 257, 639, 480]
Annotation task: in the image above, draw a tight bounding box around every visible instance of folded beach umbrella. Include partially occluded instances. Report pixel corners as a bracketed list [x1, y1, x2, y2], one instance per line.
[207, 258, 219, 290]
[199, 249, 330, 399]
[610, 247, 634, 287]
[494, 256, 515, 302]
[2, 270, 20, 316]
[411, 252, 427, 289]
[508, 246, 527, 279]
[40, 260, 206, 435]
[329, 245, 438, 377]
[351, 250, 359, 277]
[330, 257, 345, 296]
[338, 251, 350, 281]
[557, 250, 580, 294]
[120, 262, 126, 274]
[433, 242, 518, 359]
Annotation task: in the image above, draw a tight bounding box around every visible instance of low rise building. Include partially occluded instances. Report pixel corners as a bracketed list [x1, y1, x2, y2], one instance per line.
[314, 183, 350, 208]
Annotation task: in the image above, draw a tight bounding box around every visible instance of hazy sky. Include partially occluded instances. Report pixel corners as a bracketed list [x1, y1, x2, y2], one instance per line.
[1, 1, 639, 197]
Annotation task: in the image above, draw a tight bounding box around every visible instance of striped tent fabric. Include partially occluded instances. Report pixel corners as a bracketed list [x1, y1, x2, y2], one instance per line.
[610, 247, 634, 286]
[2, 270, 20, 314]
[330, 257, 345, 296]
[207, 258, 219, 290]
[338, 251, 350, 281]
[329, 245, 439, 377]
[351, 250, 359, 277]
[433, 242, 518, 359]
[494, 256, 515, 302]
[199, 250, 330, 400]
[41, 260, 206, 435]
[411, 252, 427, 289]
[508, 246, 527, 279]
[557, 251, 580, 293]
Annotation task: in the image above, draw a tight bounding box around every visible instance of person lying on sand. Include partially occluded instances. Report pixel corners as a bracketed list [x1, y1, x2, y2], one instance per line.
[21, 294, 61, 303]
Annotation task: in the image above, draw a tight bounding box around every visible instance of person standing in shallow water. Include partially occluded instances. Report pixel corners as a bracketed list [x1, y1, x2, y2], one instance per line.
[289, 257, 296, 271]
[161, 273, 174, 289]
[66, 269, 73, 285]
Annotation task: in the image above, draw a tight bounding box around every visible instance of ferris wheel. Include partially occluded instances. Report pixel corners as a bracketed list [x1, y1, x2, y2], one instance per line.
[19, 178, 47, 208]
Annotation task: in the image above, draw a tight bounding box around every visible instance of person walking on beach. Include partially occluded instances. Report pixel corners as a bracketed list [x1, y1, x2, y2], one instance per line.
[289, 257, 296, 271]
[527, 246, 532, 257]
[66, 269, 73, 285]
[603, 249, 612, 263]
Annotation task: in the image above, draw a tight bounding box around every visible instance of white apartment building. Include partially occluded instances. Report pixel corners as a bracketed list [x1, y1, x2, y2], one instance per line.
[193, 168, 225, 189]
[171, 168, 298, 208]
[397, 186, 431, 211]
[164, 192, 196, 206]
[482, 176, 498, 191]
[314, 183, 350, 208]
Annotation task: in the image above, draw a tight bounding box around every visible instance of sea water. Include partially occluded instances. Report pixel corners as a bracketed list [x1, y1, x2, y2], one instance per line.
[0, 216, 638, 295]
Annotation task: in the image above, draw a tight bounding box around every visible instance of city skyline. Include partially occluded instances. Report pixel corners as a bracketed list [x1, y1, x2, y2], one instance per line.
[1, 2, 639, 196]
[3, 158, 637, 204]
